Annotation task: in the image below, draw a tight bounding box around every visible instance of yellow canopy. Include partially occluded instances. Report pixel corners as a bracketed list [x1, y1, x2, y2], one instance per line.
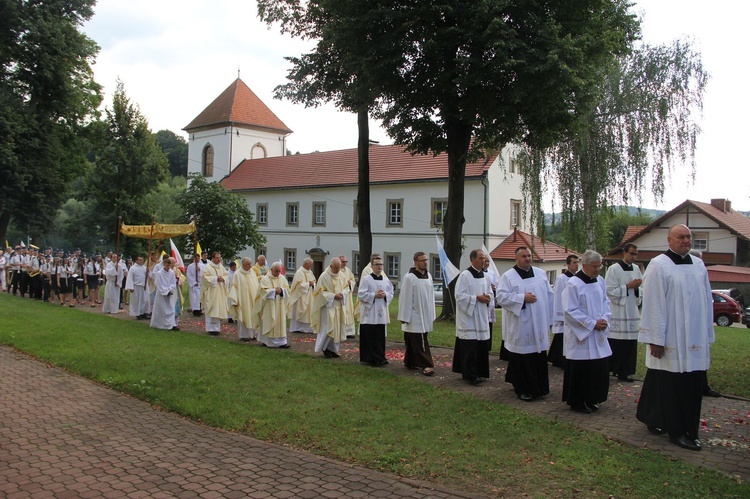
[120, 221, 196, 240]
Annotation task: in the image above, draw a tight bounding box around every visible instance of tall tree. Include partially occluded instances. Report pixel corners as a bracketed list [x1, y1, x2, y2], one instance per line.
[153, 129, 189, 178]
[0, 0, 102, 245]
[258, 1, 408, 265]
[260, 0, 638, 317]
[177, 175, 265, 260]
[373, 1, 637, 274]
[525, 41, 708, 250]
[88, 81, 169, 256]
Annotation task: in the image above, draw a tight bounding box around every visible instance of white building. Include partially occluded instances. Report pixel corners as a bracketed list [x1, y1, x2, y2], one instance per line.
[185, 79, 529, 286]
[607, 198, 750, 268]
[184, 78, 292, 180]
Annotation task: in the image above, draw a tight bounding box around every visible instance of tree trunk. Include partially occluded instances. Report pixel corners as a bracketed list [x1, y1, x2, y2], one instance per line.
[438, 121, 473, 319]
[356, 107, 373, 269]
[580, 157, 597, 251]
[0, 210, 10, 249]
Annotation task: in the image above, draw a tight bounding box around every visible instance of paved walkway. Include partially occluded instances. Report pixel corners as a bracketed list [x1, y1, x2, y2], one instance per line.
[0, 347, 475, 499]
[2, 300, 749, 497]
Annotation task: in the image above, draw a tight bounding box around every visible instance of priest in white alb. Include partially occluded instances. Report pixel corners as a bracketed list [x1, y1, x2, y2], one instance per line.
[253, 262, 291, 348]
[562, 250, 612, 414]
[636, 224, 714, 452]
[496, 246, 554, 401]
[353, 254, 377, 329]
[452, 249, 493, 386]
[398, 251, 436, 376]
[186, 253, 204, 316]
[125, 256, 151, 320]
[549, 254, 579, 368]
[357, 255, 394, 367]
[339, 255, 357, 338]
[150, 257, 178, 330]
[605, 242, 642, 382]
[289, 258, 316, 333]
[102, 254, 123, 314]
[228, 257, 260, 341]
[313, 257, 349, 358]
[200, 251, 229, 336]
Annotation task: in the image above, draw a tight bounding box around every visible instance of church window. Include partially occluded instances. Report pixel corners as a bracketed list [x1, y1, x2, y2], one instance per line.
[431, 198, 447, 227]
[510, 200, 521, 229]
[387, 199, 403, 227]
[286, 203, 299, 226]
[692, 233, 708, 251]
[313, 202, 326, 226]
[256, 203, 268, 226]
[284, 249, 296, 272]
[384, 252, 401, 278]
[430, 254, 443, 282]
[202, 144, 214, 177]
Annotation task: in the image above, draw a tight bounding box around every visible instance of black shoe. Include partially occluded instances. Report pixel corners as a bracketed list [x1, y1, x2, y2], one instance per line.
[470, 378, 482, 386]
[346, 335, 355, 339]
[279, 344, 291, 349]
[669, 435, 702, 451]
[208, 331, 219, 336]
[171, 326, 180, 331]
[618, 375, 635, 382]
[328, 350, 340, 358]
[323, 349, 333, 358]
[703, 387, 721, 398]
[240, 338, 250, 342]
[228, 318, 234, 324]
[519, 393, 533, 402]
[571, 404, 592, 414]
[647, 426, 666, 435]
[588, 403, 600, 412]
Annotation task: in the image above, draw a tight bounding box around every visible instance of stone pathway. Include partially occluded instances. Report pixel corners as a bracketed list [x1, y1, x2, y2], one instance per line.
[0, 347, 477, 499]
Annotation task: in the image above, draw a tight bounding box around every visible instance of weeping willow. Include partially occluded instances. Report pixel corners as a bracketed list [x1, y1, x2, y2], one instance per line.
[522, 40, 709, 251]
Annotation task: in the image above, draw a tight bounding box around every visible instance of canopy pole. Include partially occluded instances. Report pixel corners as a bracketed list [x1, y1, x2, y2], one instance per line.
[115, 216, 122, 254]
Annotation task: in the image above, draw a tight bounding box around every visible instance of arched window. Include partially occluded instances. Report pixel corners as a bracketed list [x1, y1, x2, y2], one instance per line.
[251, 142, 267, 159]
[202, 144, 214, 177]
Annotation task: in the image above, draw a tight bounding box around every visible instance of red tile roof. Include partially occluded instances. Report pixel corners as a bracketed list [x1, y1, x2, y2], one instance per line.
[691, 200, 750, 240]
[221, 145, 497, 190]
[619, 225, 647, 247]
[707, 265, 750, 284]
[489, 229, 574, 263]
[183, 78, 292, 134]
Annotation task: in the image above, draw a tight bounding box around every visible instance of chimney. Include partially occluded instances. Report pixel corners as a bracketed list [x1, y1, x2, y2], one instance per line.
[710, 199, 732, 212]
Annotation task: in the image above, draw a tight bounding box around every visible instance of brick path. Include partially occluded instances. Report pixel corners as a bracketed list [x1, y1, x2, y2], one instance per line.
[0, 346, 476, 499]
[2, 300, 749, 498]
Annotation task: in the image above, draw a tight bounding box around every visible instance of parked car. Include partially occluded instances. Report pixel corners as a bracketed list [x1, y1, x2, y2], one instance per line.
[434, 282, 444, 306]
[744, 306, 750, 329]
[711, 291, 743, 327]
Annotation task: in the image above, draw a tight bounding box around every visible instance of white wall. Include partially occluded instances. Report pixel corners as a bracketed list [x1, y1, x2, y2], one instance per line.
[237, 177, 518, 283]
[630, 211, 736, 255]
[187, 125, 286, 180]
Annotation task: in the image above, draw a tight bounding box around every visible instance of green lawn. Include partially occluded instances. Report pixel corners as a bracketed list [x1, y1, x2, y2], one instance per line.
[389, 297, 750, 398]
[1, 293, 746, 497]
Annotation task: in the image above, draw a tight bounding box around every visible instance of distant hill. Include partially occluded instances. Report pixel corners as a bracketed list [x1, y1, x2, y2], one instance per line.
[543, 206, 666, 225]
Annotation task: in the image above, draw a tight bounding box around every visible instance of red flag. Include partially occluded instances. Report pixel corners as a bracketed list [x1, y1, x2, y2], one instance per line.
[170, 239, 185, 272]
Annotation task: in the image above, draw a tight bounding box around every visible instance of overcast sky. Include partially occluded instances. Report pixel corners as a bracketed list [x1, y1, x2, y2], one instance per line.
[82, 0, 749, 212]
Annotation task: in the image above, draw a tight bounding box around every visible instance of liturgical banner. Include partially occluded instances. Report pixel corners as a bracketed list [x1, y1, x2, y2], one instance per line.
[120, 221, 196, 240]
